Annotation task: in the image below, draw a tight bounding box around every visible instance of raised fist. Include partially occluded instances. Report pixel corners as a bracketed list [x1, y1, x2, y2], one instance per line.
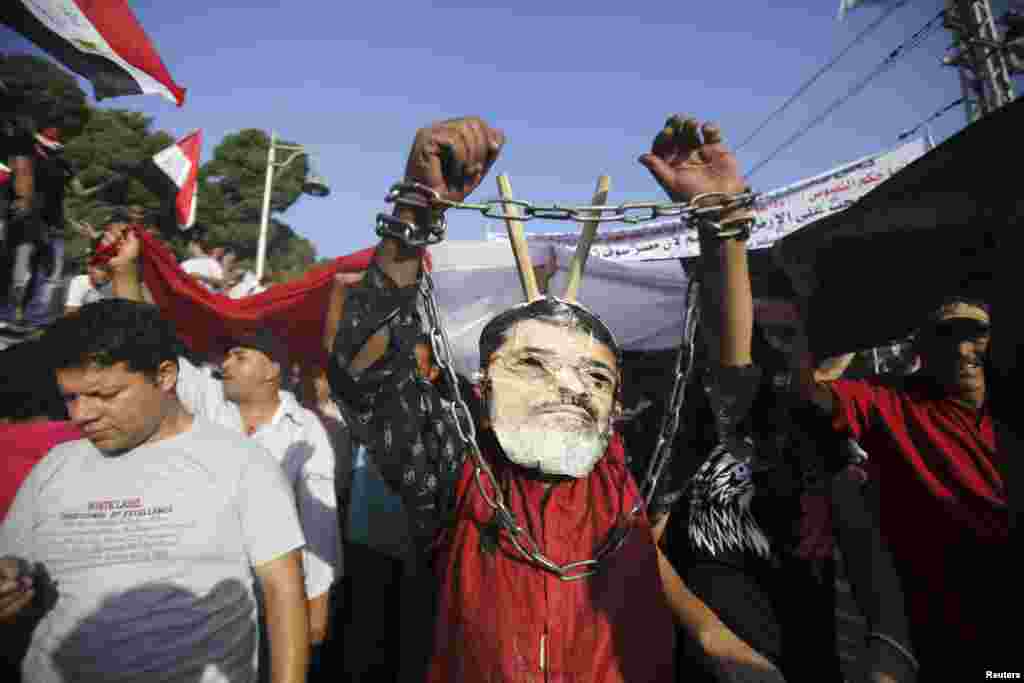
[403, 116, 505, 206]
[639, 115, 748, 212]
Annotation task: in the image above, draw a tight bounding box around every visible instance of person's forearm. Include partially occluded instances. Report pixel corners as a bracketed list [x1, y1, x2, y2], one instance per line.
[323, 279, 347, 354]
[832, 475, 912, 647]
[374, 207, 427, 288]
[307, 592, 330, 645]
[790, 331, 844, 416]
[656, 546, 732, 645]
[111, 264, 145, 302]
[699, 234, 753, 368]
[260, 556, 310, 683]
[12, 156, 33, 209]
[814, 352, 856, 383]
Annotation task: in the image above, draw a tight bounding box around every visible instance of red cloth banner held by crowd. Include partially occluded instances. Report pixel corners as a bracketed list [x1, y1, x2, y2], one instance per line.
[135, 229, 430, 367]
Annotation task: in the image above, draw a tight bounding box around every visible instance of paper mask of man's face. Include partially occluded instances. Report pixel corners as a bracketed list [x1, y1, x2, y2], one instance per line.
[484, 319, 619, 478]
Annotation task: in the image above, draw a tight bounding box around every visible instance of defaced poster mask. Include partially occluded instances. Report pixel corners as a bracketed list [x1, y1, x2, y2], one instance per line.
[482, 304, 620, 479]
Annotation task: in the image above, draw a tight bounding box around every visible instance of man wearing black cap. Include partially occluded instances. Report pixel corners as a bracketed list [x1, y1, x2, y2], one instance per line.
[797, 298, 1009, 678]
[105, 229, 341, 656]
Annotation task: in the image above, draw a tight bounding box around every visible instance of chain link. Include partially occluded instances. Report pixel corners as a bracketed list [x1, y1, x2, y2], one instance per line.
[639, 277, 702, 511]
[386, 182, 757, 226]
[405, 179, 730, 578]
[419, 272, 636, 580]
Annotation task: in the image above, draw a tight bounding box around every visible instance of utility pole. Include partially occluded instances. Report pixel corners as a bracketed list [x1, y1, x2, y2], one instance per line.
[944, 0, 1016, 123]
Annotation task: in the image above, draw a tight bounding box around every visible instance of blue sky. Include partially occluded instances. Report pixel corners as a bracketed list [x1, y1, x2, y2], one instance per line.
[2, 0, 1015, 258]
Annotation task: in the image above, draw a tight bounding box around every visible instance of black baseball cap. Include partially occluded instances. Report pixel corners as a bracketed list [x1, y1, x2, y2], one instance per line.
[229, 327, 288, 368]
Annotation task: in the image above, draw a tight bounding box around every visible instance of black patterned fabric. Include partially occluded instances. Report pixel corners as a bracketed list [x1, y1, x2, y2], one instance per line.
[327, 259, 463, 551]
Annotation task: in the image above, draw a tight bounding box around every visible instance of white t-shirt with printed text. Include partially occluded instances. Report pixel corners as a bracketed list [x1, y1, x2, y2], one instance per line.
[0, 417, 305, 683]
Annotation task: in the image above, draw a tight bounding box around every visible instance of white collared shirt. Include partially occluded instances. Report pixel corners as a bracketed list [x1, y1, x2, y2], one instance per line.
[176, 356, 340, 598]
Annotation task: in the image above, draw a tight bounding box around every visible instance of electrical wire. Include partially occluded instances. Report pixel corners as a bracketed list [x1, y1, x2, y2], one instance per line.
[745, 9, 947, 180]
[736, 1, 908, 151]
[897, 97, 965, 140]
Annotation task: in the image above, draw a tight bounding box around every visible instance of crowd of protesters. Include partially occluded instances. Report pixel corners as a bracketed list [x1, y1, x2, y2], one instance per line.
[0, 109, 1012, 683]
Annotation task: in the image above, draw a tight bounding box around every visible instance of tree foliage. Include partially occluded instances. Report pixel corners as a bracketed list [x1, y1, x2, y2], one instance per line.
[0, 53, 91, 138]
[3, 54, 318, 281]
[197, 130, 316, 281]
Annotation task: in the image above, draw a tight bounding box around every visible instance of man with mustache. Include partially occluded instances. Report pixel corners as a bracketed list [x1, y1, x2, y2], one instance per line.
[105, 232, 342, 657]
[0, 299, 309, 682]
[796, 298, 1009, 679]
[325, 114, 779, 682]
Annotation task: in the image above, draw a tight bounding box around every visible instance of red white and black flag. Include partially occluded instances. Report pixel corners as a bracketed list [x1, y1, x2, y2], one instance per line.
[122, 130, 201, 230]
[1, 0, 186, 105]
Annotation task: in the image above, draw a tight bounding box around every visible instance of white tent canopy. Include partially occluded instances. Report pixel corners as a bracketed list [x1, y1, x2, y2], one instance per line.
[428, 240, 689, 377]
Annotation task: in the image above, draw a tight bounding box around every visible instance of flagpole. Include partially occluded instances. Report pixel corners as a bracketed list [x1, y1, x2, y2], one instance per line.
[256, 131, 277, 281]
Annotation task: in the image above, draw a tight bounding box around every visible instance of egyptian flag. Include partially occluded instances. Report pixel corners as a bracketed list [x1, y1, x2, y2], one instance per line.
[123, 130, 201, 229]
[1, 0, 186, 105]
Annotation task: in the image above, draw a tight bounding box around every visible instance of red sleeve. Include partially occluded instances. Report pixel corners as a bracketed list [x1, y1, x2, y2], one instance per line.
[828, 378, 879, 441]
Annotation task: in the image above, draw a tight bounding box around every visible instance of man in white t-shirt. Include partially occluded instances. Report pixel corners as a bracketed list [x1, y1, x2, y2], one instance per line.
[0, 299, 310, 683]
[180, 235, 224, 292]
[63, 262, 111, 315]
[107, 227, 342, 650]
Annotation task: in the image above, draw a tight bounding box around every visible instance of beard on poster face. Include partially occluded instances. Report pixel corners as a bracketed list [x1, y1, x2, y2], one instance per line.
[490, 395, 612, 479]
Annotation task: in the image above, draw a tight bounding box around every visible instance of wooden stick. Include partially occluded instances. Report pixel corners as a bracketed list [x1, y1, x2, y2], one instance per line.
[496, 174, 541, 302]
[563, 175, 611, 302]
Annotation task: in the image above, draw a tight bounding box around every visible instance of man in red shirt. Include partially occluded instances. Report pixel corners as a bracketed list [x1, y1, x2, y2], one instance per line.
[797, 298, 1009, 678]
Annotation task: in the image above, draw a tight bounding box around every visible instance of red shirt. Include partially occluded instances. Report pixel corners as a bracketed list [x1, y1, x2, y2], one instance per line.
[429, 433, 676, 682]
[830, 377, 1009, 664]
[0, 421, 81, 521]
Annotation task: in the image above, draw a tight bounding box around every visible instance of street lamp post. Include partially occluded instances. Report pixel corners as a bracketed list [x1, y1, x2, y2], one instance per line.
[256, 131, 330, 281]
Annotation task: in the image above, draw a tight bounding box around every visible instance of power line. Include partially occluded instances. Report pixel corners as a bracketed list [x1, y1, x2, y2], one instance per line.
[745, 9, 947, 180]
[896, 96, 965, 141]
[736, 1, 908, 152]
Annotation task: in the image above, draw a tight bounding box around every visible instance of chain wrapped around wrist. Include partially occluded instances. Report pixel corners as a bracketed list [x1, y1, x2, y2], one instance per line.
[377, 181, 448, 247]
[690, 190, 756, 241]
[375, 212, 447, 247]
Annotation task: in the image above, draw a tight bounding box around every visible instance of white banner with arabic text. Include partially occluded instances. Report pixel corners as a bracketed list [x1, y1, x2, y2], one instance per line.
[485, 138, 928, 262]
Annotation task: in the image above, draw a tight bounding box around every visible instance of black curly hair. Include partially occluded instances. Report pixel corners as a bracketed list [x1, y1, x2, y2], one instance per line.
[44, 299, 184, 377]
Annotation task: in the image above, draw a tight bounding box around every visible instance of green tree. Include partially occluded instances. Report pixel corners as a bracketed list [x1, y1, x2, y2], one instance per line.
[2, 53, 318, 280]
[61, 122, 318, 279]
[61, 108, 175, 268]
[199, 129, 317, 281]
[0, 53, 91, 139]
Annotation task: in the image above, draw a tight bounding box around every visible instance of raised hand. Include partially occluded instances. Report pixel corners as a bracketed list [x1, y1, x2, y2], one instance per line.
[101, 224, 141, 271]
[639, 115, 748, 209]
[402, 116, 505, 206]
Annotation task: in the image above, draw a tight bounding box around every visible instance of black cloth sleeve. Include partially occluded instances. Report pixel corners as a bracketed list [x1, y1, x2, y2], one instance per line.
[326, 260, 464, 550]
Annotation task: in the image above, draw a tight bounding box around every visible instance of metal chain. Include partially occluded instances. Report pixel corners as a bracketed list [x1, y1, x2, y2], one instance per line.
[386, 181, 757, 225]
[420, 272, 634, 581]
[410, 182, 743, 579]
[639, 276, 702, 511]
